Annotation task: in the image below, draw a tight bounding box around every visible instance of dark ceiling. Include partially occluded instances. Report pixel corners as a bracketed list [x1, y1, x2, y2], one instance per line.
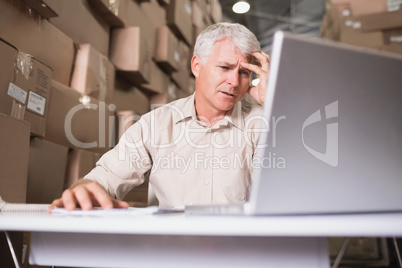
[219, 0, 326, 52]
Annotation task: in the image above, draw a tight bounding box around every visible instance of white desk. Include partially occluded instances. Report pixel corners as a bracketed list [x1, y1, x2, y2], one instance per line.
[1, 211, 402, 268]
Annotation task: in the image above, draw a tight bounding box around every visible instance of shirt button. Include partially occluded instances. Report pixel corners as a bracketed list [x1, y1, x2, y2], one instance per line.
[204, 180, 210, 185]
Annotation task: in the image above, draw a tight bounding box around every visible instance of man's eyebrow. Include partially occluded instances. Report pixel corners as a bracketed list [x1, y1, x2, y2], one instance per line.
[217, 61, 237, 68]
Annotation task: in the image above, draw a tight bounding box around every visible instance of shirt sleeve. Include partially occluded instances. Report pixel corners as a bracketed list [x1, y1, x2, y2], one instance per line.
[84, 116, 152, 200]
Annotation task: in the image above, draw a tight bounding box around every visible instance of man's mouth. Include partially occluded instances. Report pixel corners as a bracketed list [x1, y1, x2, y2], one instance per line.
[221, 91, 236, 97]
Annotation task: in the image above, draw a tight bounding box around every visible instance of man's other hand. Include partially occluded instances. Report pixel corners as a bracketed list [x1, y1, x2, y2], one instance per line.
[49, 179, 129, 212]
[241, 51, 270, 105]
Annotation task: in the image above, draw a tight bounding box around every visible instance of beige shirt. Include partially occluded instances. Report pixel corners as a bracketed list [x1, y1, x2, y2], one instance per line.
[85, 94, 266, 209]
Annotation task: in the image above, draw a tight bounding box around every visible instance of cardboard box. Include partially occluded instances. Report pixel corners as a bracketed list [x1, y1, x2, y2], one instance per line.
[110, 27, 153, 85]
[176, 87, 190, 99]
[45, 80, 116, 154]
[150, 80, 179, 107]
[88, 0, 128, 27]
[188, 76, 195, 95]
[194, 0, 209, 20]
[71, 44, 115, 103]
[21, 0, 63, 18]
[384, 28, 402, 44]
[381, 43, 402, 54]
[49, 0, 110, 56]
[171, 40, 191, 91]
[64, 149, 101, 188]
[154, 25, 180, 73]
[157, 0, 170, 6]
[357, 9, 402, 31]
[0, 0, 75, 85]
[140, 0, 167, 27]
[192, 1, 204, 27]
[126, 0, 157, 46]
[349, 0, 387, 16]
[0, 39, 52, 137]
[27, 138, 68, 204]
[113, 76, 150, 115]
[341, 30, 384, 48]
[388, 0, 402, 11]
[209, 0, 222, 23]
[329, 3, 352, 20]
[0, 113, 30, 203]
[139, 61, 170, 94]
[330, 0, 387, 15]
[193, 22, 207, 46]
[116, 110, 138, 140]
[166, 0, 193, 45]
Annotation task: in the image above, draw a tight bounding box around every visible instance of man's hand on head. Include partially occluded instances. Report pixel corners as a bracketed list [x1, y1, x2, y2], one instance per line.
[240, 51, 270, 105]
[48, 179, 129, 212]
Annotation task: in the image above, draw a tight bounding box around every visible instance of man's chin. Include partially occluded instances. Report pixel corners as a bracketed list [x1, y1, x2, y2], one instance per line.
[216, 102, 236, 112]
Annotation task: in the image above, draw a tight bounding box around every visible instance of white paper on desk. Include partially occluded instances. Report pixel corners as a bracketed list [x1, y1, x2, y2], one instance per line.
[51, 206, 160, 216]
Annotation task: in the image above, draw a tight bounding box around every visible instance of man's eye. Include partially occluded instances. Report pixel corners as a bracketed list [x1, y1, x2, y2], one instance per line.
[240, 70, 250, 76]
[220, 66, 229, 70]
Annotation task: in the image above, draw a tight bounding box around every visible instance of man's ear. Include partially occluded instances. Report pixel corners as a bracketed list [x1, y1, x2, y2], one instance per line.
[191, 55, 201, 77]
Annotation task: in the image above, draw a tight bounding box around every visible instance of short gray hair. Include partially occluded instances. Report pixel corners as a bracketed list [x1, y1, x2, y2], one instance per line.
[193, 22, 261, 64]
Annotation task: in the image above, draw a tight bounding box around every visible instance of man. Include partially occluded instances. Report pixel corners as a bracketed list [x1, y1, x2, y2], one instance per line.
[50, 22, 270, 211]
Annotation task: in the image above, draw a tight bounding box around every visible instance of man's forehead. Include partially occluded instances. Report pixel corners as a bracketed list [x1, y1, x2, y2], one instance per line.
[212, 40, 250, 62]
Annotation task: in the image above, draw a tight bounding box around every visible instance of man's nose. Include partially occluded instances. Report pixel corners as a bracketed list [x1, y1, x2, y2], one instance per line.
[227, 70, 240, 87]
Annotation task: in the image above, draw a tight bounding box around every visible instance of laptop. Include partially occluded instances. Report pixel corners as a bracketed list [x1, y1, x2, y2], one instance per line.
[185, 31, 402, 216]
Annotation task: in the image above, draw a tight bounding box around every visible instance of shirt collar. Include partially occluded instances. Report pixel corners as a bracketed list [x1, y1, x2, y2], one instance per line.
[174, 93, 245, 130]
[222, 100, 244, 130]
[174, 94, 197, 124]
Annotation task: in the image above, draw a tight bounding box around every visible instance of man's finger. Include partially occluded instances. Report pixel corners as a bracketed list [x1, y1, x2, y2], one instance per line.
[85, 183, 114, 209]
[74, 186, 95, 211]
[48, 198, 63, 212]
[113, 200, 129, 209]
[61, 189, 78, 211]
[241, 61, 263, 76]
[251, 51, 270, 66]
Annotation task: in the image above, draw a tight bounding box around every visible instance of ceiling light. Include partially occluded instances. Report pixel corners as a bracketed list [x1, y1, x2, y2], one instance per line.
[232, 1, 250, 14]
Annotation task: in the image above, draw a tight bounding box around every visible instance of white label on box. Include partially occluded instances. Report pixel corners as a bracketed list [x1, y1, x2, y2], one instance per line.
[185, 2, 192, 15]
[174, 51, 180, 63]
[27, 91, 46, 116]
[7, 83, 27, 104]
[391, 36, 402, 43]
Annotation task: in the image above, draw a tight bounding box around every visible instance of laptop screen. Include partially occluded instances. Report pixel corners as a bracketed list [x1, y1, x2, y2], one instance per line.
[248, 31, 402, 215]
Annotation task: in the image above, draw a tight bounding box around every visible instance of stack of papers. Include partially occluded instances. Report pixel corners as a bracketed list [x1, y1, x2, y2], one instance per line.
[51, 206, 184, 216]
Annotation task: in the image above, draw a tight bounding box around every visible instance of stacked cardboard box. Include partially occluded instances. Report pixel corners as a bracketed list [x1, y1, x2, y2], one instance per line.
[64, 149, 102, 189]
[27, 138, 69, 204]
[0, 113, 29, 267]
[0, 0, 222, 214]
[0, 39, 52, 137]
[321, 0, 402, 55]
[0, 0, 75, 86]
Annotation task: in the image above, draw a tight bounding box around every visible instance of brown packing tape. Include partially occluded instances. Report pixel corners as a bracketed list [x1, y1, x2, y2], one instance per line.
[11, 99, 26, 120]
[9, 51, 32, 121]
[108, 0, 120, 16]
[16, 51, 33, 80]
[98, 54, 108, 102]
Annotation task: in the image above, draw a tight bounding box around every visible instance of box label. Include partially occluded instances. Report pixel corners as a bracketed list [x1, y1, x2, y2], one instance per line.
[27, 91, 46, 116]
[7, 83, 27, 104]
